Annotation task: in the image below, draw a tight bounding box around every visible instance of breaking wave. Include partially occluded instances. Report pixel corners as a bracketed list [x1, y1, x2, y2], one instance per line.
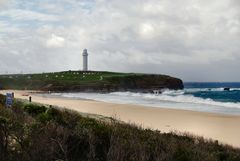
[109, 91, 240, 109]
[49, 88, 240, 115]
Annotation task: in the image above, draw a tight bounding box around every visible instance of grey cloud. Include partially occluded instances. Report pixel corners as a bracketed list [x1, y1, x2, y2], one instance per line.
[0, 0, 7, 6]
[0, 9, 59, 22]
[0, 0, 240, 81]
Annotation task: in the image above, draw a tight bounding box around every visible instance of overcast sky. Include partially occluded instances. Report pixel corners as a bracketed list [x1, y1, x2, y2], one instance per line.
[0, 0, 240, 81]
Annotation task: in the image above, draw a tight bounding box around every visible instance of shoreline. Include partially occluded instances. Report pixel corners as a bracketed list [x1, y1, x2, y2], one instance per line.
[37, 92, 240, 117]
[1, 90, 240, 148]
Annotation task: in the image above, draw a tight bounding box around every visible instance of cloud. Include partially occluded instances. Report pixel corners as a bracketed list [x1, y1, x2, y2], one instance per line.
[0, 0, 7, 5]
[0, 0, 9, 8]
[46, 34, 65, 48]
[0, 9, 59, 22]
[0, 0, 240, 81]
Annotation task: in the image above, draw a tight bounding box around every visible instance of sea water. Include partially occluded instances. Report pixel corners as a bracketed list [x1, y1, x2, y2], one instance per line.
[48, 82, 240, 116]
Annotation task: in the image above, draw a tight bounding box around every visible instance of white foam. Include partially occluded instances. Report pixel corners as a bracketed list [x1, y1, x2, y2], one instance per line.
[184, 88, 240, 92]
[48, 90, 240, 115]
[108, 91, 240, 109]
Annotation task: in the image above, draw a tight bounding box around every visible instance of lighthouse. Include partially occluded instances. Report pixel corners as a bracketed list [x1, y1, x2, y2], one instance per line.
[82, 49, 88, 71]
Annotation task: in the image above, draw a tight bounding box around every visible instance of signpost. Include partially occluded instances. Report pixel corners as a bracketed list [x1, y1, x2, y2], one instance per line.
[6, 93, 13, 107]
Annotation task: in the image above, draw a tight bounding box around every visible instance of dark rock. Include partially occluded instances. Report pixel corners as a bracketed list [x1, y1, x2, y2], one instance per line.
[224, 87, 230, 91]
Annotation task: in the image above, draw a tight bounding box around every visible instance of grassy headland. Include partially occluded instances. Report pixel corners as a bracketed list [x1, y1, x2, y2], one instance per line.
[0, 71, 183, 92]
[0, 94, 240, 161]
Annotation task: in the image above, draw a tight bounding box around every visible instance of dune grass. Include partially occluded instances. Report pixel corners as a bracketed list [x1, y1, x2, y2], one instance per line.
[0, 94, 239, 161]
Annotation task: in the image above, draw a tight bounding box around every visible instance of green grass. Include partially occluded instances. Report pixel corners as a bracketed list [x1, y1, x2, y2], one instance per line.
[0, 71, 129, 90]
[0, 94, 240, 161]
[0, 70, 183, 91]
[0, 71, 133, 82]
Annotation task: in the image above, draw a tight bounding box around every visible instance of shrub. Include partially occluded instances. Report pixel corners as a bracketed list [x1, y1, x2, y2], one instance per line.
[24, 104, 47, 116]
[0, 94, 6, 108]
[0, 94, 240, 161]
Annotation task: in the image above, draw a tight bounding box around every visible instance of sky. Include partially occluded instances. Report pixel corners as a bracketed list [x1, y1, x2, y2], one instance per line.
[0, 0, 240, 82]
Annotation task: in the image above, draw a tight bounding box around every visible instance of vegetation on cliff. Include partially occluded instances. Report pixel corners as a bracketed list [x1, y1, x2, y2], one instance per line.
[0, 94, 240, 161]
[0, 71, 183, 92]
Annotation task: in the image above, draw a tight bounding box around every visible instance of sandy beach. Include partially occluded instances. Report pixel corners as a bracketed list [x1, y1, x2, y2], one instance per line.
[1, 90, 240, 148]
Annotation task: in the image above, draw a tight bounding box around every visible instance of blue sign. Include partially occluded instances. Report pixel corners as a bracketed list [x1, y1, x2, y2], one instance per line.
[6, 93, 13, 107]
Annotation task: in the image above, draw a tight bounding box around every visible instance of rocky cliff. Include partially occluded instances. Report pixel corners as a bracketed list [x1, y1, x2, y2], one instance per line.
[103, 74, 184, 92]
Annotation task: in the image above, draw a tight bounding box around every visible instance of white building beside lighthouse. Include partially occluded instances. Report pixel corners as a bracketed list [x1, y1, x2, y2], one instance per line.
[82, 49, 88, 71]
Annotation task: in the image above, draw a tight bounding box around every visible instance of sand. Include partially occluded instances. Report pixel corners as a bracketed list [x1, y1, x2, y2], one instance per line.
[1, 90, 240, 148]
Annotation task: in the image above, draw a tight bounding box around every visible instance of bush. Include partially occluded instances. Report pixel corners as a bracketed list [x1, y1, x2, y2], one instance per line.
[0, 94, 5, 107]
[24, 104, 47, 116]
[0, 94, 240, 161]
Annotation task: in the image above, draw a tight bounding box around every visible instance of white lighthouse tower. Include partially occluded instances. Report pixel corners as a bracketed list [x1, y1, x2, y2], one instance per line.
[82, 49, 88, 71]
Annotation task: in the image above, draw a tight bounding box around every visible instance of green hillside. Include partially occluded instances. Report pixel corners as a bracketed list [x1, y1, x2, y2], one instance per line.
[0, 71, 183, 92]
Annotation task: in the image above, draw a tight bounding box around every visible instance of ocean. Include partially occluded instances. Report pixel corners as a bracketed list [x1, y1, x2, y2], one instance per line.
[48, 82, 240, 116]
